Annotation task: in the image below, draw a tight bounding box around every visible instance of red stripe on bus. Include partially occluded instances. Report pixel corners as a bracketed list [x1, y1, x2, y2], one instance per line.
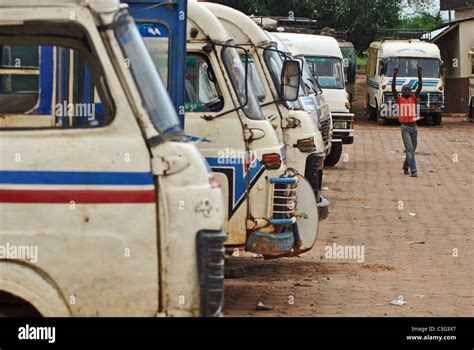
[0, 189, 156, 203]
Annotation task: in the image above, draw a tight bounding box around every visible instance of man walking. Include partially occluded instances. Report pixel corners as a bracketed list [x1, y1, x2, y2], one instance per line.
[392, 64, 423, 177]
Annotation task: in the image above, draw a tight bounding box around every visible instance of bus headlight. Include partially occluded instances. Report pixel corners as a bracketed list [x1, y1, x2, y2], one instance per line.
[334, 121, 348, 129]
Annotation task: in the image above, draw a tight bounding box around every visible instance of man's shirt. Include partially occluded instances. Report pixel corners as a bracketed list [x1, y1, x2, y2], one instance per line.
[396, 95, 418, 123]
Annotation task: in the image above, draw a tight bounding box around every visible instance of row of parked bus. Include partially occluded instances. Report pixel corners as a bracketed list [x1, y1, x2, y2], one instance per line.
[0, 0, 356, 317]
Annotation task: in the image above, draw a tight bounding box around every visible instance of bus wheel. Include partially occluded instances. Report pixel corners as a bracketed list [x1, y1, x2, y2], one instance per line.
[376, 109, 387, 125]
[432, 113, 442, 125]
[324, 143, 343, 166]
[0, 292, 42, 317]
[367, 104, 376, 121]
[367, 96, 376, 121]
[470, 98, 474, 120]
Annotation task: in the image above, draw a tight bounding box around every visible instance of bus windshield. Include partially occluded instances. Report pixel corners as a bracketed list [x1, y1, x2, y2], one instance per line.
[383, 58, 441, 78]
[114, 13, 181, 135]
[222, 45, 265, 120]
[299, 57, 321, 95]
[305, 56, 345, 89]
[240, 54, 265, 103]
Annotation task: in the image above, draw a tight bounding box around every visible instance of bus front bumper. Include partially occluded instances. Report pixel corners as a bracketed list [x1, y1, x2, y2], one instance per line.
[332, 112, 354, 144]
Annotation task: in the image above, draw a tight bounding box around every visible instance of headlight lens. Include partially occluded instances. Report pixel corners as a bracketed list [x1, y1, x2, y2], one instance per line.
[334, 122, 348, 129]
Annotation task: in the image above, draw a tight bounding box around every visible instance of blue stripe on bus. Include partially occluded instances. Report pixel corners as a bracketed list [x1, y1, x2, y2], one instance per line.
[0, 171, 154, 185]
[270, 177, 297, 184]
[206, 157, 263, 211]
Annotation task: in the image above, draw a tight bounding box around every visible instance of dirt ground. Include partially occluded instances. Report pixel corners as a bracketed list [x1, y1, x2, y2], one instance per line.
[223, 74, 474, 316]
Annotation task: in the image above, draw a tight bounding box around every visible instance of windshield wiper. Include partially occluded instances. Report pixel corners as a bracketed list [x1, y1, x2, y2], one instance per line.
[304, 81, 318, 95]
[201, 104, 246, 121]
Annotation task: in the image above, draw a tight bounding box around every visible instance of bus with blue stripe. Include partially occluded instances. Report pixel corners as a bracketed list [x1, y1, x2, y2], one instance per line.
[0, 0, 227, 317]
[367, 38, 445, 125]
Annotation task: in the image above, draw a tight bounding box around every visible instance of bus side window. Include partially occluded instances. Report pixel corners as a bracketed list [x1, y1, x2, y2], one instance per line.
[54, 47, 105, 128]
[0, 44, 110, 129]
[0, 45, 39, 114]
[140, 22, 170, 89]
[379, 60, 384, 76]
[367, 47, 377, 77]
[185, 54, 223, 113]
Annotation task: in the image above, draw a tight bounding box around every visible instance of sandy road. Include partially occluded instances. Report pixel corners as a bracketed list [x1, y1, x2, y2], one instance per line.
[223, 76, 474, 317]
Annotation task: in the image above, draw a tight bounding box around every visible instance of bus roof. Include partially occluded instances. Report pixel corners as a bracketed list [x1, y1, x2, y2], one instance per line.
[272, 32, 343, 59]
[187, 1, 231, 44]
[370, 39, 441, 59]
[267, 32, 293, 55]
[338, 41, 354, 49]
[202, 3, 272, 47]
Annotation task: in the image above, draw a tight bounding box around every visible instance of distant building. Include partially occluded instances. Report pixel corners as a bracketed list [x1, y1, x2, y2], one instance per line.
[432, 1, 474, 113]
[441, 0, 474, 20]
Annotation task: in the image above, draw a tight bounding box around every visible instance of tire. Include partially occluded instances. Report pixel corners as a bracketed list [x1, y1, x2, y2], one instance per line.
[469, 98, 474, 121]
[324, 142, 343, 166]
[376, 108, 386, 125]
[367, 96, 376, 121]
[0, 302, 41, 317]
[417, 116, 428, 126]
[432, 112, 442, 125]
[367, 104, 376, 121]
[0, 292, 42, 317]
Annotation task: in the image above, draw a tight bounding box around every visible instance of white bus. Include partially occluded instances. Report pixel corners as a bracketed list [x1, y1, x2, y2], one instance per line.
[367, 39, 444, 125]
[0, 0, 226, 317]
[181, 2, 319, 258]
[273, 33, 354, 166]
[203, 3, 331, 225]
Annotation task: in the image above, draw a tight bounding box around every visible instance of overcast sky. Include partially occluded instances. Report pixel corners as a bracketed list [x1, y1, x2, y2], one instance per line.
[401, 0, 450, 19]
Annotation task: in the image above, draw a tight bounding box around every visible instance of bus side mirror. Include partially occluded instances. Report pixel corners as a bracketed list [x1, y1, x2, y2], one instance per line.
[281, 60, 301, 102]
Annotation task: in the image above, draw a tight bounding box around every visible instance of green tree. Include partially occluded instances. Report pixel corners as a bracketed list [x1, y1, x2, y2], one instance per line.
[398, 0, 445, 31]
[310, 0, 348, 29]
[213, 0, 316, 16]
[211, 0, 268, 15]
[210, 0, 402, 53]
[398, 13, 444, 31]
[340, 0, 400, 53]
